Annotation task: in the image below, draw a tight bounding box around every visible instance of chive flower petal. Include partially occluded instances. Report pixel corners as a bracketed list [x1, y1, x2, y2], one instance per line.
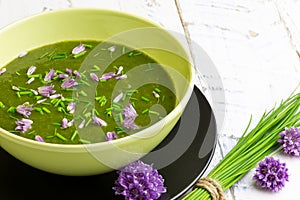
[106, 131, 117, 141]
[18, 51, 28, 58]
[67, 102, 75, 114]
[100, 72, 115, 80]
[278, 127, 300, 156]
[92, 116, 107, 126]
[61, 77, 78, 89]
[16, 102, 33, 118]
[253, 157, 288, 192]
[122, 103, 139, 130]
[0, 68, 6, 75]
[58, 74, 68, 79]
[72, 43, 86, 55]
[38, 85, 56, 97]
[113, 160, 166, 200]
[90, 73, 99, 82]
[66, 68, 73, 75]
[116, 66, 123, 75]
[115, 74, 127, 80]
[44, 68, 56, 82]
[74, 70, 81, 79]
[15, 118, 33, 133]
[26, 66, 36, 76]
[113, 92, 124, 103]
[108, 45, 116, 52]
[35, 135, 45, 142]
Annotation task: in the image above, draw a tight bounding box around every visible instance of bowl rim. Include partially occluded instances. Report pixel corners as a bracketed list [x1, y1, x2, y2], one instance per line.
[0, 8, 195, 152]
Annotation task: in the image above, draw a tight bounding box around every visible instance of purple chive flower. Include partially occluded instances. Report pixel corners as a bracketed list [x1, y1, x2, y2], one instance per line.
[61, 77, 78, 89]
[116, 66, 123, 75]
[92, 116, 107, 126]
[90, 73, 99, 82]
[113, 92, 124, 103]
[44, 68, 56, 82]
[115, 74, 127, 80]
[122, 103, 139, 130]
[108, 45, 116, 52]
[106, 131, 117, 141]
[58, 73, 68, 79]
[0, 68, 6, 75]
[26, 77, 35, 84]
[18, 51, 28, 58]
[79, 120, 86, 129]
[72, 43, 86, 55]
[38, 85, 56, 97]
[100, 72, 116, 80]
[30, 89, 38, 96]
[12, 86, 20, 91]
[37, 98, 47, 104]
[253, 157, 288, 192]
[113, 160, 166, 200]
[15, 118, 33, 133]
[67, 102, 75, 114]
[16, 102, 33, 118]
[27, 66, 36, 75]
[35, 135, 45, 142]
[74, 70, 81, 79]
[278, 127, 300, 156]
[61, 118, 73, 129]
[66, 68, 73, 75]
[49, 94, 61, 99]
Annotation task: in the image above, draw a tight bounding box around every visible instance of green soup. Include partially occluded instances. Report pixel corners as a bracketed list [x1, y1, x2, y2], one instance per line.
[0, 41, 176, 144]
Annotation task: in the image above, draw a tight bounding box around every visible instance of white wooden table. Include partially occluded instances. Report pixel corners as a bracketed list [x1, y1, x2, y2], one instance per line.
[1, 1, 300, 199]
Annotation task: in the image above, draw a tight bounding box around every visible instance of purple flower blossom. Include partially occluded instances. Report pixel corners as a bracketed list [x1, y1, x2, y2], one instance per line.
[18, 51, 28, 58]
[79, 120, 86, 129]
[122, 103, 139, 130]
[61, 118, 73, 129]
[116, 66, 123, 75]
[35, 135, 44, 142]
[0, 68, 6, 75]
[58, 73, 68, 79]
[74, 70, 81, 79]
[37, 98, 47, 104]
[49, 94, 61, 99]
[26, 77, 35, 84]
[66, 68, 73, 75]
[113, 160, 166, 200]
[253, 157, 288, 192]
[72, 43, 86, 55]
[278, 127, 300, 156]
[16, 102, 33, 118]
[115, 74, 127, 80]
[90, 73, 99, 82]
[38, 85, 56, 97]
[92, 116, 107, 126]
[44, 68, 56, 82]
[113, 92, 124, 103]
[15, 118, 33, 133]
[61, 77, 78, 89]
[67, 102, 75, 114]
[27, 66, 36, 76]
[106, 131, 117, 141]
[100, 72, 115, 80]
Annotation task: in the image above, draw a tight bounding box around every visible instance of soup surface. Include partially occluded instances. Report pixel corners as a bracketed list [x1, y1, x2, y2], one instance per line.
[0, 41, 176, 144]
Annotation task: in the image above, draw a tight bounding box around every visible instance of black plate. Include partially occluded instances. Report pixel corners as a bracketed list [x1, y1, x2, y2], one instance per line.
[0, 86, 216, 200]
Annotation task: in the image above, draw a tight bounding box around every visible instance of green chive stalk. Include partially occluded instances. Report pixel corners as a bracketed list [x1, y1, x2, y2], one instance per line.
[183, 92, 300, 200]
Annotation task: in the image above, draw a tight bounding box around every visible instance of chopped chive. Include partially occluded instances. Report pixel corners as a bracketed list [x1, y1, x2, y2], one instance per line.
[100, 99, 107, 107]
[112, 102, 122, 109]
[162, 95, 165, 102]
[93, 108, 100, 116]
[127, 89, 139, 93]
[79, 139, 91, 144]
[85, 118, 92, 127]
[34, 107, 42, 112]
[27, 74, 40, 78]
[83, 44, 93, 48]
[55, 70, 64, 74]
[80, 80, 90, 86]
[51, 99, 58, 104]
[55, 132, 67, 142]
[130, 97, 138, 101]
[18, 87, 28, 91]
[16, 92, 21, 98]
[0, 101, 5, 108]
[93, 65, 100, 70]
[39, 52, 49, 59]
[47, 50, 56, 59]
[42, 107, 51, 114]
[73, 51, 86, 58]
[149, 110, 160, 115]
[84, 112, 91, 118]
[59, 101, 65, 108]
[100, 79, 107, 83]
[119, 113, 123, 123]
[58, 52, 67, 56]
[106, 110, 112, 117]
[133, 52, 142, 56]
[82, 107, 88, 114]
[51, 55, 66, 60]
[79, 90, 88, 97]
[27, 131, 35, 135]
[71, 130, 78, 141]
[65, 88, 74, 92]
[141, 96, 150, 102]
[154, 88, 161, 93]
[46, 135, 55, 139]
[112, 107, 123, 113]
[131, 102, 135, 107]
[39, 110, 44, 115]
[122, 46, 126, 54]
[52, 122, 61, 126]
[78, 99, 90, 103]
[54, 99, 61, 107]
[34, 96, 43, 100]
[41, 102, 51, 105]
[19, 91, 33, 95]
[9, 130, 21, 133]
[128, 52, 134, 57]
[64, 98, 73, 102]
[7, 106, 16, 113]
[15, 71, 21, 76]
[84, 102, 92, 109]
[9, 115, 19, 120]
[142, 109, 149, 114]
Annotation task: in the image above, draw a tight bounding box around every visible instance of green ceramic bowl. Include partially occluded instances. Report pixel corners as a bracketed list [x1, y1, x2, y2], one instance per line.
[0, 8, 194, 176]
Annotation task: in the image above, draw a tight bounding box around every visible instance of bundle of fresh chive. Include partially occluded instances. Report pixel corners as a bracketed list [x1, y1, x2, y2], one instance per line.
[183, 91, 300, 199]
